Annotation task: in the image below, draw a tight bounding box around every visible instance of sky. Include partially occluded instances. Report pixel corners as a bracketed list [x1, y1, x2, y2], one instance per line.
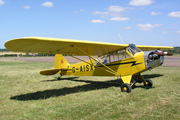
[0, 0, 180, 48]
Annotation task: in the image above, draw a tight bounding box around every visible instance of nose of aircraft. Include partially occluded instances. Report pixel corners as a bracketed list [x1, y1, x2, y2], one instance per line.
[144, 51, 173, 70]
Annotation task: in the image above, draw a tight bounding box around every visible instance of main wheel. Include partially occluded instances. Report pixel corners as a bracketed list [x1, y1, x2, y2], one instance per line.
[145, 79, 153, 87]
[121, 83, 131, 93]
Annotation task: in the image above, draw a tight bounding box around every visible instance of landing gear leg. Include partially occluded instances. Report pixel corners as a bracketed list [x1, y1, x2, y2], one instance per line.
[133, 73, 153, 87]
[57, 74, 63, 80]
[120, 75, 132, 93]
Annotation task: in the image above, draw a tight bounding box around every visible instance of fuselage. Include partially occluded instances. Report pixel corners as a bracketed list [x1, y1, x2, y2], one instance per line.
[60, 44, 165, 77]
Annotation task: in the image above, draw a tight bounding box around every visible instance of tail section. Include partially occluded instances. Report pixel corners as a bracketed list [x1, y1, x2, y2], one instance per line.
[55, 54, 70, 69]
[40, 54, 69, 76]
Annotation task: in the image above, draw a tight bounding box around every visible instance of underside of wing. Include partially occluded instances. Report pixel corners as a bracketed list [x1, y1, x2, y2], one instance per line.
[136, 45, 174, 51]
[5, 37, 129, 56]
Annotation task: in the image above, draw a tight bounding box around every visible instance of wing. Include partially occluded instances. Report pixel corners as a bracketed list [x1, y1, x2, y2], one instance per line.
[5, 37, 129, 56]
[136, 45, 174, 51]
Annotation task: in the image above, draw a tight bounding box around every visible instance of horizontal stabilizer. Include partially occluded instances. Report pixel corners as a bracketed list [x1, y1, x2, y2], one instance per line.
[40, 69, 62, 75]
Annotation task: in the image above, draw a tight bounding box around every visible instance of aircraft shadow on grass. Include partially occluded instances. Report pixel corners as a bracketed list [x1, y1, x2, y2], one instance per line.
[10, 74, 163, 101]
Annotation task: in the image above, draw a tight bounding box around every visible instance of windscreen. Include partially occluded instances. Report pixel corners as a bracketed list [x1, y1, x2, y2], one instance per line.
[127, 44, 142, 55]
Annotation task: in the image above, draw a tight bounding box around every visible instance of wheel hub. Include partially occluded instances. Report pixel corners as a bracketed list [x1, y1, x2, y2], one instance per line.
[123, 87, 127, 91]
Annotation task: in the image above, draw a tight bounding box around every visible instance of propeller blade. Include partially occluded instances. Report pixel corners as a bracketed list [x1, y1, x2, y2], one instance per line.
[153, 51, 173, 56]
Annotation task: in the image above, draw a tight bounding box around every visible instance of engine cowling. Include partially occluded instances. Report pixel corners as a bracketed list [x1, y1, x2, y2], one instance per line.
[144, 50, 173, 70]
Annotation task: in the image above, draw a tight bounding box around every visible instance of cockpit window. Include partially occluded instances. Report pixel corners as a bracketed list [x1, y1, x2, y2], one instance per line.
[95, 44, 142, 65]
[95, 49, 131, 65]
[127, 44, 142, 55]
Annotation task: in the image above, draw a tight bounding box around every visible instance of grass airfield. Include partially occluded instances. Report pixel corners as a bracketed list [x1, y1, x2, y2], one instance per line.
[0, 59, 180, 120]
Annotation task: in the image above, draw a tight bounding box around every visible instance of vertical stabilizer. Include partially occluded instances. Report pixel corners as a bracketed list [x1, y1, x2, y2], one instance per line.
[55, 54, 70, 69]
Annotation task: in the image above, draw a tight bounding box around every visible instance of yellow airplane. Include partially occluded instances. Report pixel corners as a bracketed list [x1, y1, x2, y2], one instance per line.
[5, 37, 174, 93]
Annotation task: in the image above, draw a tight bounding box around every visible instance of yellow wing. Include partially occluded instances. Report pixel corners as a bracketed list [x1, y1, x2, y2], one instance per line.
[5, 37, 129, 56]
[136, 45, 174, 51]
[5, 37, 173, 56]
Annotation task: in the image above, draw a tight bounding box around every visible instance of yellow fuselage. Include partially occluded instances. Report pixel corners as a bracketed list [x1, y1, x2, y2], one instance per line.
[59, 52, 146, 77]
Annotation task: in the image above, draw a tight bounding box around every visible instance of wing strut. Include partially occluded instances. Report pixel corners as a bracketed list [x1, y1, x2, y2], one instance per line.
[70, 55, 91, 65]
[72, 46, 120, 76]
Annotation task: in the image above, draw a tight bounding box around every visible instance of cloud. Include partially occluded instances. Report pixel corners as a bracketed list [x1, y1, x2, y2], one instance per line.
[80, 9, 86, 12]
[137, 23, 163, 31]
[73, 9, 86, 14]
[107, 5, 132, 12]
[92, 5, 132, 22]
[168, 11, 180, 18]
[92, 11, 109, 15]
[129, 0, 154, 6]
[24, 6, 30, 9]
[172, 23, 179, 26]
[41, 2, 53, 7]
[137, 24, 163, 28]
[0, 0, 4, 5]
[139, 28, 152, 31]
[163, 31, 180, 35]
[163, 32, 167, 34]
[90, 20, 105, 23]
[122, 26, 132, 29]
[151, 11, 162, 15]
[72, 11, 78, 14]
[110, 17, 130, 21]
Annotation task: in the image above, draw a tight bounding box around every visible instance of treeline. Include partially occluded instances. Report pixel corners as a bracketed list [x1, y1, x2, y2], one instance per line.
[0, 48, 55, 57]
[0, 49, 10, 52]
[168, 47, 180, 54]
[0, 53, 55, 57]
[0, 47, 180, 57]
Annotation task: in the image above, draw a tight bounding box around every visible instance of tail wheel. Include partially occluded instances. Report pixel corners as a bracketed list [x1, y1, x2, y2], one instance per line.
[121, 83, 131, 93]
[145, 79, 153, 87]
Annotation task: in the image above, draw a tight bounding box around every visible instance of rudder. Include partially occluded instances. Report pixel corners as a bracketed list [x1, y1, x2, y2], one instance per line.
[55, 54, 70, 69]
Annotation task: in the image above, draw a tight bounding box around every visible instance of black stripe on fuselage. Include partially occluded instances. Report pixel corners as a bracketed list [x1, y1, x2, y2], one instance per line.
[97, 61, 142, 67]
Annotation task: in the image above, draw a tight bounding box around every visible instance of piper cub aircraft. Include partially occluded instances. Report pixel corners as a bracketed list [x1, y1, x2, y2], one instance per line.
[5, 37, 174, 93]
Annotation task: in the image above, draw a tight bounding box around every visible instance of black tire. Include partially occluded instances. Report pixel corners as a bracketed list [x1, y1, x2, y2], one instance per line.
[145, 79, 153, 87]
[121, 83, 131, 93]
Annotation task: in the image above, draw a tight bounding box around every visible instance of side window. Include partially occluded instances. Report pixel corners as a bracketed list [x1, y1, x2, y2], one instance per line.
[95, 49, 131, 65]
[101, 54, 109, 64]
[95, 54, 110, 65]
[110, 52, 119, 62]
[110, 50, 131, 62]
[95, 57, 101, 65]
[119, 50, 131, 59]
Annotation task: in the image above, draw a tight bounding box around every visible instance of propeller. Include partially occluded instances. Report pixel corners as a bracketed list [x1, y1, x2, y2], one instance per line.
[153, 51, 173, 56]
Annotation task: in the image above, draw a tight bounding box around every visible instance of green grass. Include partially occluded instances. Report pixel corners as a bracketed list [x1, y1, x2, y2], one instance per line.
[0, 60, 180, 120]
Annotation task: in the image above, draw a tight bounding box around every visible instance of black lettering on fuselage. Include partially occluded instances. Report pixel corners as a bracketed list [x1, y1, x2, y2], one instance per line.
[72, 67, 75, 73]
[90, 64, 93, 71]
[83, 65, 85, 72]
[86, 65, 89, 71]
[80, 66, 83, 72]
[78, 64, 94, 73]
